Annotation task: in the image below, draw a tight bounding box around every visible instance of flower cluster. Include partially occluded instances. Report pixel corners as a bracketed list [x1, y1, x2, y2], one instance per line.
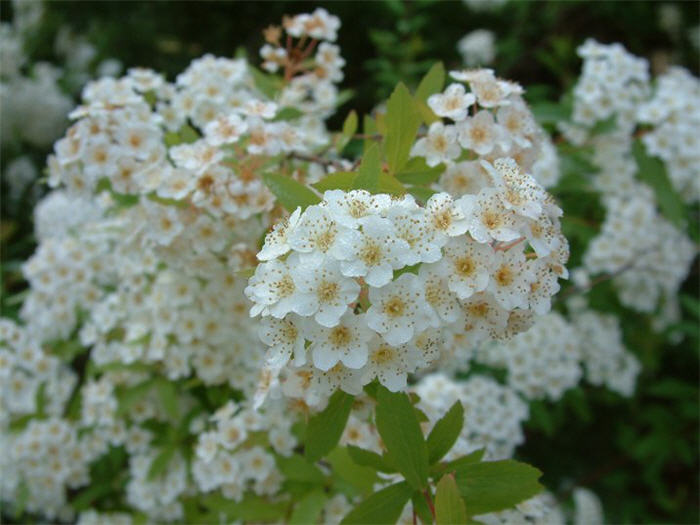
[562, 40, 698, 327]
[248, 161, 568, 405]
[417, 67, 561, 191]
[415, 372, 529, 460]
[1, 1, 121, 208]
[2, 9, 347, 520]
[637, 67, 700, 203]
[582, 190, 695, 316]
[569, 308, 641, 397]
[475, 312, 582, 400]
[566, 39, 650, 137]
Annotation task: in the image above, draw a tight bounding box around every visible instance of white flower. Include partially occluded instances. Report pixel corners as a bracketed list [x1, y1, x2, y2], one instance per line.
[457, 110, 505, 155]
[245, 254, 315, 318]
[204, 113, 248, 146]
[410, 121, 460, 167]
[427, 83, 476, 121]
[418, 263, 462, 326]
[258, 207, 302, 261]
[366, 273, 430, 345]
[424, 192, 470, 243]
[258, 315, 307, 367]
[488, 247, 535, 310]
[323, 189, 391, 229]
[334, 215, 413, 287]
[457, 187, 522, 243]
[293, 259, 361, 327]
[306, 313, 372, 370]
[362, 336, 421, 391]
[287, 205, 348, 265]
[440, 236, 495, 299]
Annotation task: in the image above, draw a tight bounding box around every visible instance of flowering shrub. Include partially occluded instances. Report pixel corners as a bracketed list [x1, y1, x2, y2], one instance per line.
[1, 5, 698, 525]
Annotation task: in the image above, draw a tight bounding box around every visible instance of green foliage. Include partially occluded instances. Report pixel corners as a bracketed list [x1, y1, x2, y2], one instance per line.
[426, 401, 464, 464]
[435, 474, 468, 525]
[453, 460, 544, 517]
[632, 139, 686, 227]
[384, 82, 423, 174]
[305, 389, 355, 461]
[353, 143, 382, 194]
[340, 481, 413, 525]
[375, 385, 430, 490]
[289, 489, 327, 525]
[261, 172, 321, 212]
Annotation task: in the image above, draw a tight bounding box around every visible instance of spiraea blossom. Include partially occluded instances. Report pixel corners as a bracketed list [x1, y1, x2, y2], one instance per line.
[1, 9, 347, 520]
[420, 68, 562, 192]
[248, 155, 569, 406]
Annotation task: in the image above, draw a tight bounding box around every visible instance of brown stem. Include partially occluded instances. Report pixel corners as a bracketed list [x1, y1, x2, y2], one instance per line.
[423, 489, 436, 521]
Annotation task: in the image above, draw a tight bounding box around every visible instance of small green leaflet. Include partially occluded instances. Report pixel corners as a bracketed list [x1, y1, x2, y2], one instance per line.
[314, 171, 357, 192]
[395, 157, 445, 185]
[454, 459, 543, 517]
[305, 389, 354, 461]
[632, 139, 686, 227]
[353, 143, 382, 194]
[276, 454, 326, 484]
[289, 489, 328, 525]
[415, 61, 446, 125]
[427, 400, 464, 464]
[375, 385, 430, 490]
[261, 172, 321, 212]
[338, 110, 358, 153]
[415, 62, 446, 102]
[384, 82, 423, 174]
[340, 481, 413, 525]
[327, 447, 378, 496]
[347, 445, 395, 473]
[147, 446, 175, 480]
[435, 474, 468, 525]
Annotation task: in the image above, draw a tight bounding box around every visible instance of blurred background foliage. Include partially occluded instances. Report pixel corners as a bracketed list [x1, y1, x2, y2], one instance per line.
[1, 1, 698, 523]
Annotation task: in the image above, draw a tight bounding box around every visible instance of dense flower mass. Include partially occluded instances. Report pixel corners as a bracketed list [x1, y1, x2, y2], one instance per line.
[1, 5, 697, 523]
[248, 162, 569, 405]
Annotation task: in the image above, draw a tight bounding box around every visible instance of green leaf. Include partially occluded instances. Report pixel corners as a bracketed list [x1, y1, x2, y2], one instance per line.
[305, 389, 355, 461]
[432, 449, 485, 477]
[274, 107, 305, 121]
[453, 460, 543, 516]
[353, 143, 382, 194]
[148, 446, 175, 480]
[363, 114, 378, 153]
[531, 101, 570, 125]
[347, 445, 396, 473]
[289, 489, 328, 525]
[327, 447, 378, 496]
[117, 379, 155, 416]
[414, 62, 446, 125]
[415, 62, 446, 102]
[277, 454, 326, 484]
[411, 491, 434, 525]
[313, 171, 357, 192]
[338, 110, 359, 153]
[375, 385, 429, 490]
[261, 172, 321, 212]
[385, 82, 423, 174]
[250, 66, 283, 99]
[427, 401, 464, 464]
[395, 157, 444, 185]
[202, 494, 288, 522]
[154, 378, 178, 420]
[632, 139, 685, 227]
[435, 474, 468, 525]
[407, 185, 437, 203]
[341, 481, 413, 525]
[378, 173, 406, 196]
